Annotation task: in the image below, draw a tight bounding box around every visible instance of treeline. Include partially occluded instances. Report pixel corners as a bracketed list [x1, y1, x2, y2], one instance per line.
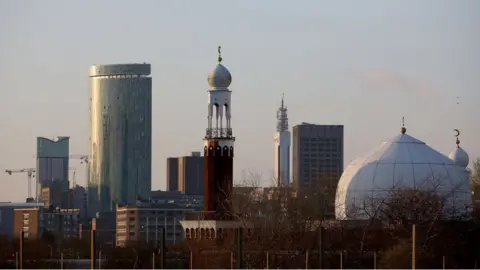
[1, 178, 480, 268]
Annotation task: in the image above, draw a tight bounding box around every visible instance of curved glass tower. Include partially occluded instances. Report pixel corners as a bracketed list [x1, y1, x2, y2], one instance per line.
[88, 64, 152, 213]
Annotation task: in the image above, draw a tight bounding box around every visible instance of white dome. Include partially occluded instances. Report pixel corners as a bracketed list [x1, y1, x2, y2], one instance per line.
[335, 130, 472, 220]
[207, 63, 232, 89]
[449, 146, 469, 168]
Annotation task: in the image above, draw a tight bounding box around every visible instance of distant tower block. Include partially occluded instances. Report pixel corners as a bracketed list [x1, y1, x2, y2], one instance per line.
[274, 94, 291, 187]
[180, 47, 249, 253]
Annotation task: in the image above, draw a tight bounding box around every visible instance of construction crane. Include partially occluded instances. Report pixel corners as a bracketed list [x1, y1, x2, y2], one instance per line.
[70, 154, 88, 187]
[5, 168, 36, 199]
[70, 154, 88, 164]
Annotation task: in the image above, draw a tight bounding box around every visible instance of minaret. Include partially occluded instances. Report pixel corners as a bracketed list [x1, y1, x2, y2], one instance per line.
[180, 48, 246, 255]
[203, 46, 235, 218]
[274, 94, 291, 187]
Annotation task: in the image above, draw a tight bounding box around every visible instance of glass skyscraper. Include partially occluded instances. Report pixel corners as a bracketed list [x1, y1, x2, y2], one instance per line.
[36, 136, 70, 198]
[88, 64, 152, 213]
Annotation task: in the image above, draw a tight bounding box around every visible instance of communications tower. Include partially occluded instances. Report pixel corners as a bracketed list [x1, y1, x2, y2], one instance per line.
[274, 95, 291, 187]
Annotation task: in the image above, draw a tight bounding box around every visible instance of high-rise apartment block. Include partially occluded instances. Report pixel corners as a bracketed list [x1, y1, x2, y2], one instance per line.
[166, 152, 204, 195]
[36, 136, 69, 198]
[292, 123, 344, 190]
[88, 63, 152, 213]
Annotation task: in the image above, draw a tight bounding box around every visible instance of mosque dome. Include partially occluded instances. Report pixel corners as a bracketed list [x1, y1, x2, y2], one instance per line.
[335, 127, 472, 220]
[449, 131, 469, 168]
[207, 46, 232, 89]
[449, 146, 470, 168]
[208, 64, 232, 89]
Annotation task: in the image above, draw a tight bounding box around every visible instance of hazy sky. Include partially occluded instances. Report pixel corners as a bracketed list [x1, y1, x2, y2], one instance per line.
[0, 0, 478, 201]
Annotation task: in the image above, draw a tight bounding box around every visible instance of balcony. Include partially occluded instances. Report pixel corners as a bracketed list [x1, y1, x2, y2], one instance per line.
[205, 128, 233, 139]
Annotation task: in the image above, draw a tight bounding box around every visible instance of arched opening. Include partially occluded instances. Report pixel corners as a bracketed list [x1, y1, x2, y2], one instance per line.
[224, 103, 229, 131]
[214, 103, 219, 134]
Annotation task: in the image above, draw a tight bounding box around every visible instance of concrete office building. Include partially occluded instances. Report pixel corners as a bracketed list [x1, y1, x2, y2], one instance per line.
[166, 158, 179, 191]
[166, 152, 204, 195]
[292, 123, 344, 190]
[178, 152, 204, 195]
[116, 201, 200, 247]
[36, 136, 69, 198]
[88, 63, 152, 214]
[273, 96, 291, 187]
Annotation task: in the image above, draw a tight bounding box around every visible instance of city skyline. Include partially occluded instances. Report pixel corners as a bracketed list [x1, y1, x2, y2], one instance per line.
[1, 0, 479, 201]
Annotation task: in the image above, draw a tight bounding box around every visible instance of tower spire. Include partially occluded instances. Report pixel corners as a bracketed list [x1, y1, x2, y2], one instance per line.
[276, 95, 288, 132]
[401, 116, 406, 134]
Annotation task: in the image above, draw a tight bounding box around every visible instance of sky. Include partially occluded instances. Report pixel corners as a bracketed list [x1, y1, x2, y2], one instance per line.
[0, 0, 479, 201]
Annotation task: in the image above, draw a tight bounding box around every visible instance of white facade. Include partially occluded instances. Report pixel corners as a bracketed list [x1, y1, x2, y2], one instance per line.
[274, 97, 290, 187]
[335, 128, 472, 220]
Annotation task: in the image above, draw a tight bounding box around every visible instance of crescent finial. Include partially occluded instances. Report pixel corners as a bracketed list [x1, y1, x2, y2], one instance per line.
[217, 46, 222, 63]
[454, 129, 460, 146]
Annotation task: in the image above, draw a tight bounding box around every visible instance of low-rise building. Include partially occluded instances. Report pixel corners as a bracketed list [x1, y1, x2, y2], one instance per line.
[0, 202, 44, 239]
[116, 200, 201, 247]
[13, 207, 80, 240]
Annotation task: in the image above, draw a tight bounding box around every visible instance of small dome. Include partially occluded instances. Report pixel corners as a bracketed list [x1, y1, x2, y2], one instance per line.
[208, 64, 232, 89]
[449, 146, 469, 168]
